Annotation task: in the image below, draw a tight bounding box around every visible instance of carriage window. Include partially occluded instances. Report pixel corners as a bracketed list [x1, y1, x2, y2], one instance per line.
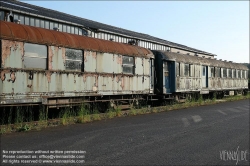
[20, 15, 24, 24]
[215, 67, 221, 77]
[238, 70, 241, 78]
[30, 18, 34, 26]
[25, 16, 29, 25]
[122, 56, 134, 74]
[65, 48, 83, 71]
[242, 70, 245, 79]
[40, 20, 44, 28]
[45, 20, 49, 29]
[176, 62, 180, 76]
[184, 64, 189, 76]
[228, 69, 232, 78]
[222, 68, 227, 78]
[233, 69, 236, 78]
[202, 66, 206, 76]
[211, 67, 215, 77]
[189, 64, 193, 77]
[24, 43, 47, 69]
[0, 11, 4, 20]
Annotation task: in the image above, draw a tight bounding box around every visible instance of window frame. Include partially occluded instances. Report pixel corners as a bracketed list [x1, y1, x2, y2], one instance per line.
[23, 43, 47, 69]
[64, 48, 83, 71]
[122, 55, 135, 74]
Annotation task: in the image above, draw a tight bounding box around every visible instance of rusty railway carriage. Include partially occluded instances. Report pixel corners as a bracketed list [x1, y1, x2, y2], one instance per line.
[0, 21, 154, 109]
[0, 20, 248, 109]
[153, 50, 248, 100]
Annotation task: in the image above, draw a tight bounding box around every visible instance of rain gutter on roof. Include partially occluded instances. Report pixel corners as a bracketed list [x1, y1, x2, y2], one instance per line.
[0, 6, 82, 28]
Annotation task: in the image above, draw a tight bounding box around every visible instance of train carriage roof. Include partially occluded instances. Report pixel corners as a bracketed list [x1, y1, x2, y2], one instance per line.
[0, 21, 154, 59]
[155, 50, 248, 70]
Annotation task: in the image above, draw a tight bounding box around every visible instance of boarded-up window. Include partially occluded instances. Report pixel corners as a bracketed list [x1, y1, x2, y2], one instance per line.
[123, 56, 134, 74]
[24, 43, 47, 69]
[184, 64, 189, 76]
[65, 48, 83, 71]
[176, 62, 180, 76]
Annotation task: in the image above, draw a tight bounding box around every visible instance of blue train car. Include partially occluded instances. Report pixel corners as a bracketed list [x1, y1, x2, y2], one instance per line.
[153, 50, 248, 99]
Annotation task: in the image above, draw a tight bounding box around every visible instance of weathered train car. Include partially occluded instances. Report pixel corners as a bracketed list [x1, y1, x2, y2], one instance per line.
[153, 50, 248, 98]
[0, 21, 154, 108]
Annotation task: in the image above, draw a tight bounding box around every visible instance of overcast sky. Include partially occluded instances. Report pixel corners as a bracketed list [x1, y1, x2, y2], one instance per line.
[22, 1, 249, 63]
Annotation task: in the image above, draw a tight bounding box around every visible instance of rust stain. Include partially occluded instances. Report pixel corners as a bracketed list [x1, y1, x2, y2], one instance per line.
[48, 46, 54, 70]
[1, 70, 10, 81]
[116, 55, 122, 64]
[91, 51, 97, 59]
[95, 75, 98, 86]
[1, 40, 16, 67]
[84, 50, 88, 62]
[61, 47, 66, 64]
[10, 72, 16, 83]
[1, 21, 154, 59]
[46, 71, 51, 83]
[120, 77, 124, 89]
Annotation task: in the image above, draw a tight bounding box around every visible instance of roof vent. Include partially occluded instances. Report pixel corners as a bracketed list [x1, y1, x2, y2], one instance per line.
[229, 61, 232, 63]
[224, 60, 227, 62]
[109, 38, 114, 41]
[128, 39, 136, 45]
[53, 27, 59, 31]
[14, 19, 20, 24]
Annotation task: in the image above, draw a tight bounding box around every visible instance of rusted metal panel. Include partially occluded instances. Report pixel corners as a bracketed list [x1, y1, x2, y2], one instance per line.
[36, 28, 57, 45]
[135, 57, 143, 75]
[143, 58, 150, 75]
[1, 40, 23, 68]
[96, 52, 114, 73]
[0, 21, 153, 58]
[84, 51, 97, 72]
[21, 25, 43, 44]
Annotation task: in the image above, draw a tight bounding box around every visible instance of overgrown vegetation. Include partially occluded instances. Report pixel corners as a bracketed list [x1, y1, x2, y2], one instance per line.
[1, 92, 249, 134]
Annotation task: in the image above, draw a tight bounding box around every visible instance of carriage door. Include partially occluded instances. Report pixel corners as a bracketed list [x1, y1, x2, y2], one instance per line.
[164, 61, 170, 93]
[202, 65, 208, 88]
[149, 58, 154, 93]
